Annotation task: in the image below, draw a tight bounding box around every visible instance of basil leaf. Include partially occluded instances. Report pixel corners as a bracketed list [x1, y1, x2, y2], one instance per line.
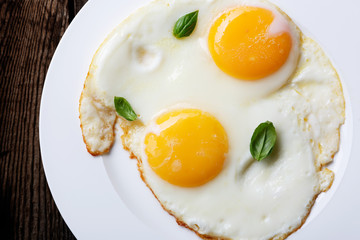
[114, 97, 138, 121]
[173, 10, 199, 38]
[250, 121, 277, 161]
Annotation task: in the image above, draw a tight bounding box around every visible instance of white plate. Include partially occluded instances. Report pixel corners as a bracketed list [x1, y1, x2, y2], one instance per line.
[40, 0, 360, 239]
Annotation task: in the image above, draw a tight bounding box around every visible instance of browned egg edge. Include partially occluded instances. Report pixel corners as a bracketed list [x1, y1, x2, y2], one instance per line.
[79, 90, 116, 156]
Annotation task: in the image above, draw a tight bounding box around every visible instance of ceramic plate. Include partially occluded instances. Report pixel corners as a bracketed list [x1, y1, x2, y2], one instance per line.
[40, 0, 360, 239]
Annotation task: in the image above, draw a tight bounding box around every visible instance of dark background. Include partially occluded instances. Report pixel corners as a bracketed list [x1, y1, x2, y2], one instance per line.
[1, 0, 88, 239]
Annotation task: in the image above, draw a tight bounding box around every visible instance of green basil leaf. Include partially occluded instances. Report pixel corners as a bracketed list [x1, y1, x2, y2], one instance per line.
[250, 121, 277, 161]
[173, 10, 199, 38]
[114, 97, 138, 121]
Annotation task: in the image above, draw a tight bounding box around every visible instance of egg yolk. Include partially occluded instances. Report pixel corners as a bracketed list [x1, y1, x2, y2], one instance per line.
[208, 6, 292, 80]
[144, 109, 228, 187]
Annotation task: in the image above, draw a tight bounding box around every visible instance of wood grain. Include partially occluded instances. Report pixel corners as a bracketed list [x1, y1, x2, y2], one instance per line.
[0, 0, 87, 239]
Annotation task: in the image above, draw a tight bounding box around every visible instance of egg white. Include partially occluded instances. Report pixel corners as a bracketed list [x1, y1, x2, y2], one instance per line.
[79, 0, 345, 239]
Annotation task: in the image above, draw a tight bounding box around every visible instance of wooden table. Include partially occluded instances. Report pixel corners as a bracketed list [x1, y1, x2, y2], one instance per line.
[1, 1, 88, 239]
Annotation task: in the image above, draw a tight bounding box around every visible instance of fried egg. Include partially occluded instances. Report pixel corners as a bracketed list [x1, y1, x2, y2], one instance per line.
[79, 0, 345, 239]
